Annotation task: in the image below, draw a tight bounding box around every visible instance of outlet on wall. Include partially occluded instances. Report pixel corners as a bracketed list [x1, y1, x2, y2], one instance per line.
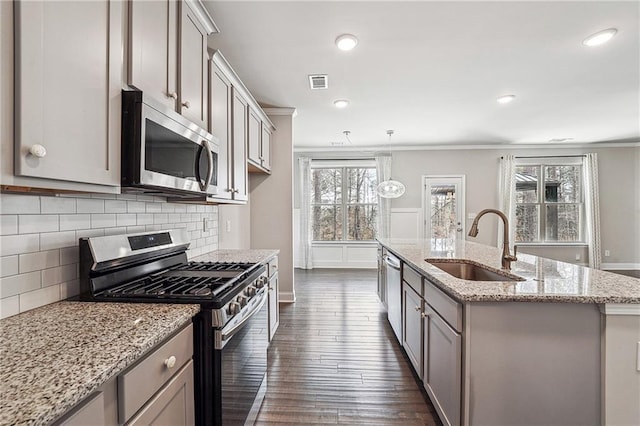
[604, 250, 611, 257]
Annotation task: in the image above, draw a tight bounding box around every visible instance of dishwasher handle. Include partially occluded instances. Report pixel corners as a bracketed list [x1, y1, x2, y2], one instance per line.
[383, 255, 401, 270]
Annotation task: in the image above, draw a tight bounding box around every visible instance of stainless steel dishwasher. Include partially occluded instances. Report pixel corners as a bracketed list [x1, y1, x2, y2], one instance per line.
[383, 252, 402, 342]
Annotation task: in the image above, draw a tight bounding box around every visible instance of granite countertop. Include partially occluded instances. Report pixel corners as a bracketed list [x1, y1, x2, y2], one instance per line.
[191, 248, 279, 264]
[378, 238, 640, 304]
[0, 302, 199, 426]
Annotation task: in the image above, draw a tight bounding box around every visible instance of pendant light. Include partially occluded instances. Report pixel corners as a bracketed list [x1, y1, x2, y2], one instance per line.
[376, 130, 406, 199]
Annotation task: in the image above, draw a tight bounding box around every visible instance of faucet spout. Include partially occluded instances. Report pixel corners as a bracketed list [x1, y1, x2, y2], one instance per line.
[468, 208, 517, 270]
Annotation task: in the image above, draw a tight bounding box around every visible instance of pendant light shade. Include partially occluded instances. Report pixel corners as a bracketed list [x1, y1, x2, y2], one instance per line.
[377, 179, 405, 198]
[376, 130, 406, 198]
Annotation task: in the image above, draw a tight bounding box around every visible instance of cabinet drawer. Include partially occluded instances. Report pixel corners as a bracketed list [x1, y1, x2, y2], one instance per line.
[424, 280, 462, 332]
[402, 264, 423, 296]
[57, 392, 105, 426]
[268, 256, 278, 278]
[119, 323, 193, 423]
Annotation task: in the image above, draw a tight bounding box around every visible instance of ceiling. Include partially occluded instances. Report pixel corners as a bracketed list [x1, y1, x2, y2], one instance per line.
[204, 1, 639, 150]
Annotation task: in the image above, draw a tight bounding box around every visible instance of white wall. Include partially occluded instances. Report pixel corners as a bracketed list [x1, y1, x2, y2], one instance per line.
[0, 193, 218, 319]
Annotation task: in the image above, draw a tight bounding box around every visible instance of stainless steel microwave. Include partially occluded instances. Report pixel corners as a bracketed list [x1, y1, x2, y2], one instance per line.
[121, 89, 218, 197]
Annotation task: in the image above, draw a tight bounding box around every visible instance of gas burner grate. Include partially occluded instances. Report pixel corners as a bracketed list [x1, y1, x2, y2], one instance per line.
[98, 275, 232, 299]
[176, 262, 259, 272]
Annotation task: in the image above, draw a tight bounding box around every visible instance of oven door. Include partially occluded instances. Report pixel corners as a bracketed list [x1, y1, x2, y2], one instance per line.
[213, 291, 268, 425]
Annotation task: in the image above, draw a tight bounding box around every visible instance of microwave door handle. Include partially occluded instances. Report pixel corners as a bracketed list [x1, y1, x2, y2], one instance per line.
[202, 139, 214, 192]
[195, 144, 206, 191]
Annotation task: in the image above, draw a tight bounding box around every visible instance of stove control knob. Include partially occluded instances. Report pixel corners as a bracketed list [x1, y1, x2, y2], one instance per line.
[255, 276, 267, 289]
[237, 295, 248, 307]
[246, 285, 257, 296]
[228, 302, 241, 315]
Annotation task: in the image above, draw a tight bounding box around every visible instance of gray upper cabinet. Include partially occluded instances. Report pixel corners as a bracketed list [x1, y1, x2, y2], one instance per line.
[247, 109, 262, 166]
[128, 0, 216, 129]
[261, 123, 272, 171]
[231, 89, 249, 202]
[12, 0, 122, 189]
[209, 60, 233, 201]
[179, 2, 208, 129]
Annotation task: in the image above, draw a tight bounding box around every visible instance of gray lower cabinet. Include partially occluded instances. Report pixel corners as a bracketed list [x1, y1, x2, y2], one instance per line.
[423, 305, 462, 426]
[52, 323, 194, 426]
[402, 284, 423, 376]
[267, 256, 279, 342]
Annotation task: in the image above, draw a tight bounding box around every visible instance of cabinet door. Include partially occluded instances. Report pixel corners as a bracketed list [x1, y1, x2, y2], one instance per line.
[14, 0, 121, 186]
[127, 360, 194, 426]
[423, 307, 462, 426]
[58, 392, 105, 426]
[231, 90, 248, 201]
[261, 124, 272, 171]
[403, 284, 423, 376]
[129, 0, 178, 110]
[247, 109, 262, 165]
[209, 61, 232, 199]
[179, 2, 208, 129]
[268, 272, 279, 342]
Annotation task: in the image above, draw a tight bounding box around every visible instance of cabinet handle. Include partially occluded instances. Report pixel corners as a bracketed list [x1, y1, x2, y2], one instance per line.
[225, 188, 233, 192]
[29, 144, 47, 158]
[421, 312, 430, 319]
[168, 92, 178, 100]
[414, 306, 421, 312]
[182, 100, 191, 108]
[233, 189, 240, 193]
[164, 355, 177, 369]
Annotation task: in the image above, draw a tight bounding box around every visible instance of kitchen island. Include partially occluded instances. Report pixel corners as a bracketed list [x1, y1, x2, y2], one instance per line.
[377, 238, 640, 426]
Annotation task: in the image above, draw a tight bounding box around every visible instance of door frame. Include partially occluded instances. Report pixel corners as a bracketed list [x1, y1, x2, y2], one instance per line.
[421, 175, 466, 241]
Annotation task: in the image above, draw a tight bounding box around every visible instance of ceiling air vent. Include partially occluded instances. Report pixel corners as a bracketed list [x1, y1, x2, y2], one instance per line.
[308, 74, 328, 90]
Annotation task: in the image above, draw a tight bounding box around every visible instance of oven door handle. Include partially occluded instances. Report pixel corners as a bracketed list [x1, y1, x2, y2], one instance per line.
[216, 293, 267, 349]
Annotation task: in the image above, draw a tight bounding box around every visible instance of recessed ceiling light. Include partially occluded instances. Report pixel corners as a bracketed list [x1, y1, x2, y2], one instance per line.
[583, 28, 617, 47]
[333, 99, 350, 109]
[335, 34, 358, 51]
[549, 137, 574, 143]
[497, 94, 516, 104]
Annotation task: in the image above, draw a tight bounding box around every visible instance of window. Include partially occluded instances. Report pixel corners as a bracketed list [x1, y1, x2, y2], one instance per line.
[515, 161, 584, 243]
[311, 165, 378, 241]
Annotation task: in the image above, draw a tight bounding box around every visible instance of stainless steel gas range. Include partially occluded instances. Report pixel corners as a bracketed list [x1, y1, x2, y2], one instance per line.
[79, 229, 268, 425]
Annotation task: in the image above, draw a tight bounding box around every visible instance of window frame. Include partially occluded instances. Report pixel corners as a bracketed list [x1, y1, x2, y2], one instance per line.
[514, 158, 585, 245]
[310, 164, 378, 242]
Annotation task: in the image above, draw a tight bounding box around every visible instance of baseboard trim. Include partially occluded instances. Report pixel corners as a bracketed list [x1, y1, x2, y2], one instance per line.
[310, 262, 377, 269]
[602, 262, 640, 270]
[279, 291, 296, 303]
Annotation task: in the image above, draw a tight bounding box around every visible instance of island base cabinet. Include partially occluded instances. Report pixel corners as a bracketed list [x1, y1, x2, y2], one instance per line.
[403, 284, 423, 376]
[268, 271, 279, 341]
[423, 307, 461, 426]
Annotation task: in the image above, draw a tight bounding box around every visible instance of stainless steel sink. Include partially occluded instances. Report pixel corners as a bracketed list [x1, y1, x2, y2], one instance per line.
[425, 259, 525, 282]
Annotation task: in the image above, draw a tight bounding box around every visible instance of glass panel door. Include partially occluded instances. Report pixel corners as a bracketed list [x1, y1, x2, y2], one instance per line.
[423, 176, 465, 251]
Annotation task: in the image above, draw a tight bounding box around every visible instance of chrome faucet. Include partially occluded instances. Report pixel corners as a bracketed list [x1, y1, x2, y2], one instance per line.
[468, 208, 518, 270]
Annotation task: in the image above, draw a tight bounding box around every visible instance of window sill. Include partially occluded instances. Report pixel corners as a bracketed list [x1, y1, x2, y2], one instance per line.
[516, 242, 588, 247]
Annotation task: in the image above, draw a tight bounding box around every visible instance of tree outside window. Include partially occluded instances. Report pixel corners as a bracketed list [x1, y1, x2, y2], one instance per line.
[311, 167, 378, 241]
[515, 163, 583, 243]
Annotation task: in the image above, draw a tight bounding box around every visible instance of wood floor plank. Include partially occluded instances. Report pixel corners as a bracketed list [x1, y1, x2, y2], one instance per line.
[255, 269, 440, 425]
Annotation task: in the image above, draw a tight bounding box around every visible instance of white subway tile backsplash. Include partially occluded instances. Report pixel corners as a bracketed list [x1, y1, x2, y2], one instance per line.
[116, 214, 137, 227]
[104, 200, 127, 213]
[76, 229, 105, 240]
[41, 197, 76, 214]
[1, 215, 18, 235]
[77, 198, 105, 214]
[146, 203, 162, 213]
[19, 215, 59, 234]
[60, 247, 79, 265]
[40, 231, 77, 251]
[136, 213, 154, 225]
[126, 225, 146, 234]
[91, 214, 116, 228]
[104, 227, 127, 236]
[0, 234, 40, 256]
[0, 271, 41, 298]
[1, 295, 20, 319]
[41, 264, 77, 287]
[60, 279, 80, 299]
[1, 256, 19, 278]
[0, 194, 218, 317]
[19, 285, 60, 313]
[127, 201, 146, 213]
[19, 250, 59, 273]
[60, 214, 91, 231]
[0, 194, 40, 214]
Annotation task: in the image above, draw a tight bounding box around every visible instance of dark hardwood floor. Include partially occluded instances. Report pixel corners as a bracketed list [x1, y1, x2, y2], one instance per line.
[256, 268, 440, 425]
